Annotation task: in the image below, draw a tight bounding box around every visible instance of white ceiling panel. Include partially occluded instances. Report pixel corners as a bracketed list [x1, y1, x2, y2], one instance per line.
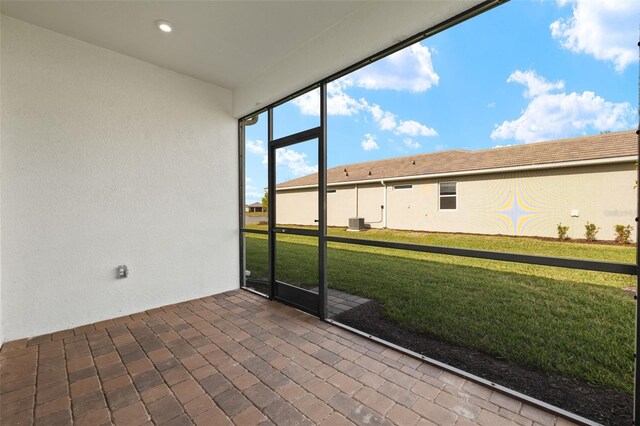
[1, 1, 489, 117]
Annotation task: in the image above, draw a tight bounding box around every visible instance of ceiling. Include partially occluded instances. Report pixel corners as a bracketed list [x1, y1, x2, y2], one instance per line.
[1, 1, 488, 117]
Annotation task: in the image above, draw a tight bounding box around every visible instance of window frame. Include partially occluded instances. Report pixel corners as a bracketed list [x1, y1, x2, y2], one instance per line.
[439, 181, 457, 211]
[393, 184, 413, 190]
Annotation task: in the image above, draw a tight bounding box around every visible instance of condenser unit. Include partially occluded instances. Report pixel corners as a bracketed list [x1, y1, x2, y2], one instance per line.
[348, 217, 365, 231]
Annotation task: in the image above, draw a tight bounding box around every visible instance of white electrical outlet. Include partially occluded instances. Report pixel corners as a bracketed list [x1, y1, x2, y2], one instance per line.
[116, 265, 129, 279]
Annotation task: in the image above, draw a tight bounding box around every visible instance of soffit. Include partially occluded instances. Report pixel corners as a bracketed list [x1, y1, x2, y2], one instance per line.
[1, 1, 487, 117]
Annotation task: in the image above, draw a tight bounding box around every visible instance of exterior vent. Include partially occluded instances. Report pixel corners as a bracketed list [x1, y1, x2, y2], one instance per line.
[348, 217, 365, 231]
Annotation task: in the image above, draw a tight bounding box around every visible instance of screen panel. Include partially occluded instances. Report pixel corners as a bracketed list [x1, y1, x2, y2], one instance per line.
[326, 242, 634, 424]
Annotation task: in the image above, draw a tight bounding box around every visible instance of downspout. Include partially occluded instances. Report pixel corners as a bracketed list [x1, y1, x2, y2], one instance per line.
[355, 185, 359, 217]
[381, 180, 388, 229]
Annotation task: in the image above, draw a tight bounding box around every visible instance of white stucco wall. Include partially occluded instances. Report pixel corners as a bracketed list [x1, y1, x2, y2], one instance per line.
[1, 16, 238, 342]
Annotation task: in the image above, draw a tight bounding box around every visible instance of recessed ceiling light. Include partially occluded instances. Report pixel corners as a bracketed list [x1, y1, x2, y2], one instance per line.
[155, 20, 173, 33]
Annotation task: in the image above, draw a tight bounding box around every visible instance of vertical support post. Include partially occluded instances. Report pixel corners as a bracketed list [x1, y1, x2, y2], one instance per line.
[319, 83, 328, 320]
[268, 109, 275, 300]
[635, 139, 640, 424]
[634, 40, 639, 426]
[238, 120, 246, 290]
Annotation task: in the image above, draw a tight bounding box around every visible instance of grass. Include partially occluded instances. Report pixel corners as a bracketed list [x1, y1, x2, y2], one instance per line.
[324, 226, 635, 264]
[244, 227, 636, 394]
[247, 224, 636, 287]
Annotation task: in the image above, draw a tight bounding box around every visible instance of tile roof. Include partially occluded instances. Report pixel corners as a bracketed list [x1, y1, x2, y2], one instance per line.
[247, 202, 263, 208]
[277, 130, 637, 189]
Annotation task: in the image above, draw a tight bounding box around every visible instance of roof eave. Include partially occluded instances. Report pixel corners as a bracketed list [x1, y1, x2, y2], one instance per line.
[275, 155, 637, 192]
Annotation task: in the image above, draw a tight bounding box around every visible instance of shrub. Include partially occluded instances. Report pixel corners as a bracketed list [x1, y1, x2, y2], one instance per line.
[584, 222, 599, 242]
[557, 223, 569, 241]
[614, 225, 633, 244]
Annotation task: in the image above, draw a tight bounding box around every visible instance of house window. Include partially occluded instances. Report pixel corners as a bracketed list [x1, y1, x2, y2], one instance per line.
[439, 182, 457, 210]
[394, 184, 412, 190]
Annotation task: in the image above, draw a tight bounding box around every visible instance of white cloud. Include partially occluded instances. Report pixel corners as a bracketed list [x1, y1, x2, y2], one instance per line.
[396, 120, 437, 137]
[403, 138, 421, 149]
[361, 134, 380, 151]
[487, 102, 496, 109]
[291, 74, 439, 139]
[352, 43, 440, 92]
[245, 179, 266, 202]
[292, 80, 364, 116]
[507, 70, 564, 98]
[327, 78, 364, 116]
[368, 104, 397, 131]
[492, 69, 633, 143]
[364, 101, 437, 138]
[245, 191, 265, 202]
[550, 0, 639, 72]
[262, 148, 317, 177]
[291, 90, 321, 116]
[246, 139, 266, 155]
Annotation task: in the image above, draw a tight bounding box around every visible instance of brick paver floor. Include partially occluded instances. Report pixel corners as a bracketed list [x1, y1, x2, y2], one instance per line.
[0, 289, 577, 425]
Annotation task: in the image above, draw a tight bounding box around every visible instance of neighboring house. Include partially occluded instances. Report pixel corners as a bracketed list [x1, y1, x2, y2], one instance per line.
[276, 130, 638, 240]
[246, 202, 265, 213]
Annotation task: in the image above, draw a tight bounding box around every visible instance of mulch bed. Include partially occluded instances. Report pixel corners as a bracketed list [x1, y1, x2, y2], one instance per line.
[335, 301, 632, 425]
[327, 226, 636, 246]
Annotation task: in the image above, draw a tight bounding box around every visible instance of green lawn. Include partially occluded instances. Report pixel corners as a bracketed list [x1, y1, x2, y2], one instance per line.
[243, 227, 636, 394]
[247, 224, 636, 287]
[325, 226, 636, 264]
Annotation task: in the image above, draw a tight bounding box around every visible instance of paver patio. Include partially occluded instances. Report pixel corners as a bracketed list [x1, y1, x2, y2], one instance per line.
[0, 289, 576, 425]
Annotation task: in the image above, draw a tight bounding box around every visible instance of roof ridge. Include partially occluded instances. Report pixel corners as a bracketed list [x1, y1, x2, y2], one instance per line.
[278, 130, 637, 189]
[475, 129, 636, 155]
[329, 129, 636, 173]
[329, 147, 470, 172]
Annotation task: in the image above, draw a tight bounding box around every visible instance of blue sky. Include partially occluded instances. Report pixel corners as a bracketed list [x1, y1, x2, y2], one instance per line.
[244, 0, 639, 203]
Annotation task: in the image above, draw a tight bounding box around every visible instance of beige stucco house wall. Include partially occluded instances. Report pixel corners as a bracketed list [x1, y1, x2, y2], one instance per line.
[276, 162, 636, 240]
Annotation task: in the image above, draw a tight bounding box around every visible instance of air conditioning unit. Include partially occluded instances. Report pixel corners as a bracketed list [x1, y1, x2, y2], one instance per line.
[348, 217, 365, 231]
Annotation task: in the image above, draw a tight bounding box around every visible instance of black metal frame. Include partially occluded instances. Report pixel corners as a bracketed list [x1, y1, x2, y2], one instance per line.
[237, 1, 640, 424]
[239, 110, 272, 298]
[268, 124, 324, 315]
[635, 126, 640, 424]
[327, 236, 637, 275]
[242, 228, 271, 298]
[268, 109, 275, 300]
[272, 127, 322, 148]
[238, 112, 246, 292]
[319, 83, 328, 320]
